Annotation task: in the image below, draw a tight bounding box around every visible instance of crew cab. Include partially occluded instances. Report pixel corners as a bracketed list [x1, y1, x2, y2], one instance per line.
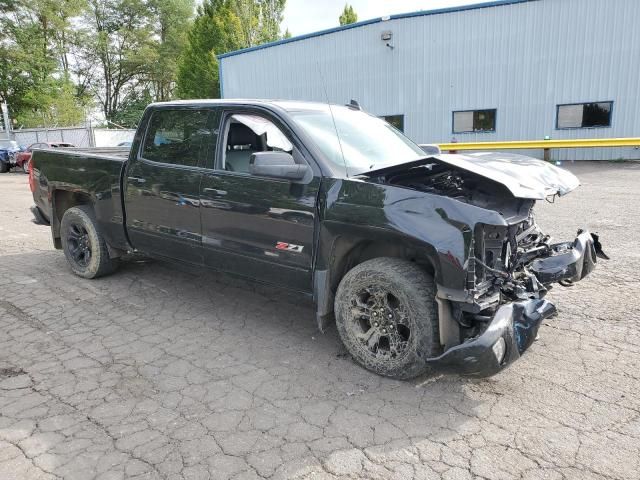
[30, 100, 605, 379]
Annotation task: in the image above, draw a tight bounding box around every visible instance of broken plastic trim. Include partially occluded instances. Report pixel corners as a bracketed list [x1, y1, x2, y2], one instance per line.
[426, 298, 557, 377]
[530, 230, 605, 285]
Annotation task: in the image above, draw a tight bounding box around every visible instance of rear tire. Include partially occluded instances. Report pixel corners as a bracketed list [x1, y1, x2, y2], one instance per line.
[0, 162, 8, 173]
[334, 257, 440, 379]
[22, 160, 30, 174]
[60, 206, 118, 279]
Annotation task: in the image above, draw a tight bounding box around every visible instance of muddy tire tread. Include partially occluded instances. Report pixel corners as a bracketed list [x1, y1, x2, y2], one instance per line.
[60, 205, 118, 279]
[334, 257, 440, 380]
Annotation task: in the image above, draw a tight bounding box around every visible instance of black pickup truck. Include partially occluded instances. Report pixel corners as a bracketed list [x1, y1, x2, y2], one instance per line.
[30, 99, 605, 379]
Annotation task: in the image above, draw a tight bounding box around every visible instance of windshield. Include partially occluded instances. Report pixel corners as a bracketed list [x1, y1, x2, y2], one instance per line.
[0, 140, 19, 150]
[290, 107, 426, 176]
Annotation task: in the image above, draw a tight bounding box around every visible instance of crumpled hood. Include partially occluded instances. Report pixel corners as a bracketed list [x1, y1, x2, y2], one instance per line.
[433, 152, 580, 199]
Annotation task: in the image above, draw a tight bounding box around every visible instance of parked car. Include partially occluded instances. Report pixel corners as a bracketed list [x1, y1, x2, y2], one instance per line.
[15, 142, 75, 173]
[117, 141, 133, 147]
[0, 139, 22, 173]
[29, 99, 605, 379]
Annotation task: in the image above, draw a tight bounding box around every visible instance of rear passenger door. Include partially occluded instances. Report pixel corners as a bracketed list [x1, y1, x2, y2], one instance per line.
[124, 107, 215, 264]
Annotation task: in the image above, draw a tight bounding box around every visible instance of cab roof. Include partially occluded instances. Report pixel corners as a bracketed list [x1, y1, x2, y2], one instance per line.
[148, 99, 348, 113]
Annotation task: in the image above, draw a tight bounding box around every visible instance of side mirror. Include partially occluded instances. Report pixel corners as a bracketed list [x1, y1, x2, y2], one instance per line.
[249, 151, 309, 181]
[419, 144, 442, 155]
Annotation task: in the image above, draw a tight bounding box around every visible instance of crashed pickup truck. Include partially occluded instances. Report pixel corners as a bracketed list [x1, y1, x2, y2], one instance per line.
[29, 99, 605, 379]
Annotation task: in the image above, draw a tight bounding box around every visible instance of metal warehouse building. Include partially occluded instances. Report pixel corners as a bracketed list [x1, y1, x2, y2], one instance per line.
[219, 0, 640, 161]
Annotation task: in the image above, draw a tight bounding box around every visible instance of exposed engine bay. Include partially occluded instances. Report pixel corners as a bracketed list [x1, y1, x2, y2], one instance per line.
[374, 161, 535, 221]
[386, 163, 513, 203]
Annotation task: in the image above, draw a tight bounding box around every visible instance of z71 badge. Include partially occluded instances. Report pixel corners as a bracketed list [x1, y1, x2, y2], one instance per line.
[275, 242, 304, 253]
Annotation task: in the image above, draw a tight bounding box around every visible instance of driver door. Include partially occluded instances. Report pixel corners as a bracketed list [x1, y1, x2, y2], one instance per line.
[199, 109, 320, 292]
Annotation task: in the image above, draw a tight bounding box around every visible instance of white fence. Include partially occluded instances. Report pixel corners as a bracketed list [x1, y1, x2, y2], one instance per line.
[13, 126, 93, 147]
[12, 126, 136, 148]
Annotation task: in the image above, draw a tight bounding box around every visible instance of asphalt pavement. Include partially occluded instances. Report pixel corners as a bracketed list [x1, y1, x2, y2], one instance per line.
[1, 162, 639, 479]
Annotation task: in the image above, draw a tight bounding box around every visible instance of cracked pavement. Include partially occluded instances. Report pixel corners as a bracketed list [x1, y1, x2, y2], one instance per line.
[1, 162, 639, 480]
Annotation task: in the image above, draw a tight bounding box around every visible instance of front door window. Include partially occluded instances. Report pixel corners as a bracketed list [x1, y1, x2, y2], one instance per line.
[222, 114, 293, 173]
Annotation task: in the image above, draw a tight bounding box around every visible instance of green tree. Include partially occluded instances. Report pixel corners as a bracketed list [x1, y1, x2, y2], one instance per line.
[15, 78, 86, 127]
[0, 0, 87, 126]
[234, 0, 287, 46]
[146, 0, 194, 101]
[76, 0, 157, 122]
[2, 0, 291, 124]
[0, 44, 32, 116]
[111, 90, 153, 127]
[339, 3, 357, 25]
[175, 0, 289, 99]
[175, 0, 243, 99]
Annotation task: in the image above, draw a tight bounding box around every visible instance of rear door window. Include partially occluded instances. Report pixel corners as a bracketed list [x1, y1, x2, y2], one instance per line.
[142, 109, 211, 167]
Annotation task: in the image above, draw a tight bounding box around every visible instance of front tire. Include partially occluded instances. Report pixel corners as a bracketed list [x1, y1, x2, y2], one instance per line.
[334, 257, 440, 379]
[60, 206, 118, 279]
[22, 160, 30, 174]
[0, 162, 8, 173]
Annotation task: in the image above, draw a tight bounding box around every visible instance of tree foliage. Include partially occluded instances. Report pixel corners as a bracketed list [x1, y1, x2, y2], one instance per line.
[111, 89, 153, 127]
[0, 0, 88, 127]
[0, 0, 288, 126]
[77, 0, 156, 122]
[175, 0, 288, 100]
[144, 0, 194, 101]
[339, 3, 357, 25]
[175, 0, 243, 99]
[235, 0, 286, 46]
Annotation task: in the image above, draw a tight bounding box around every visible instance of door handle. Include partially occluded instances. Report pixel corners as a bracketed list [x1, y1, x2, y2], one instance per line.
[203, 188, 227, 196]
[128, 176, 146, 184]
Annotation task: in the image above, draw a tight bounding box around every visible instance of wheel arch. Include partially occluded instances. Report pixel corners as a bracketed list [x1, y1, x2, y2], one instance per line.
[314, 231, 440, 331]
[51, 189, 94, 249]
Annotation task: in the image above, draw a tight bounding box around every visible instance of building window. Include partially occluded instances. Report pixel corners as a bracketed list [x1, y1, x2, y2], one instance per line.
[382, 115, 404, 132]
[452, 109, 496, 134]
[556, 102, 612, 129]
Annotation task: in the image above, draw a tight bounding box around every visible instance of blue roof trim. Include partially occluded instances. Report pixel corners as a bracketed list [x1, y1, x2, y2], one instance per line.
[217, 0, 538, 60]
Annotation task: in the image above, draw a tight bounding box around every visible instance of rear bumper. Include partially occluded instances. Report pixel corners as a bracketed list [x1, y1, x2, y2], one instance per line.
[30, 205, 50, 225]
[426, 298, 557, 377]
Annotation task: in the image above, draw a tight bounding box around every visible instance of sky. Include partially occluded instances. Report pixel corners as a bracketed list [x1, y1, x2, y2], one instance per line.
[281, 0, 486, 36]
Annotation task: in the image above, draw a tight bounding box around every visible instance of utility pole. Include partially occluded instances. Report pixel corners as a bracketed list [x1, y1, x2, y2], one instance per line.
[0, 103, 12, 140]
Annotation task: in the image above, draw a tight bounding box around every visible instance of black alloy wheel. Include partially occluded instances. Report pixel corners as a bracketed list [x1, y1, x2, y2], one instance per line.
[66, 222, 92, 268]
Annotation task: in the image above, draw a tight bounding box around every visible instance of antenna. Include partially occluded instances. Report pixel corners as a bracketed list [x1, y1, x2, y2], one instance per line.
[346, 99, 361, 110]
[315, 59, 348, 176]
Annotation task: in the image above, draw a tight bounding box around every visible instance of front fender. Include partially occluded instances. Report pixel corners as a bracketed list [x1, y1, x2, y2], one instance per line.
[313, 178, 518, 328]
[319, 178, 516, 290]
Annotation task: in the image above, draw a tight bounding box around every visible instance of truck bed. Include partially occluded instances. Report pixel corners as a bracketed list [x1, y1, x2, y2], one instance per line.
[50, 146, 131, 160]
[31, 146, 130, 251]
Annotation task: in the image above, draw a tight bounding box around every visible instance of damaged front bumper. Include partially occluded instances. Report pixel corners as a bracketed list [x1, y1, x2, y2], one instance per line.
[529, 230, 603, 285]
[426, 298, 557, 377]
[428, 229, 605, 378]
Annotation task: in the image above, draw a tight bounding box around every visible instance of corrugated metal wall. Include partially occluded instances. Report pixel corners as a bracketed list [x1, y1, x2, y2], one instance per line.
[220, 0, 640, 161]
